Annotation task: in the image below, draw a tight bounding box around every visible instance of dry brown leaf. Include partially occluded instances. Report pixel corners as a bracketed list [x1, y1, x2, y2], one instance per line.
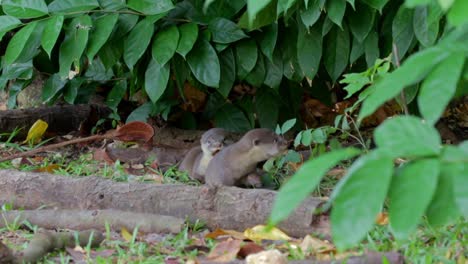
[237, 242, 264, 259]
[244, 225, 291, 243]
[36, 164, 61, 173]
[113, 121, 154, 143]
[376, 212, 389, 225]
[299, 235, 335, 256]
[245, 249, 288, 264]
[180, 82, 207, 112]
[205, 228, 246, 240]
[206, 238, 242, 262]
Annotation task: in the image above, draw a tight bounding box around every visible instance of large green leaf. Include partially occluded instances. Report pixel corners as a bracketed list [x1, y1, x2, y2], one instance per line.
[42, 74, 68, 102]
[418, 53, 464, 126]
[258, 22, 278, 62]
[324, 24, 350, 82]
[145, 59, 170, 102]
[437, 0, 455, 10]
[297, 24, 322, 79]
[187, 39, 220, 88]
[4, 22, 37, 66]
[41, 15, 64, 58]
[247, 0, 271, 27]
[405, 0, 431, 7]
[87, 14, 118, 61]
[48, 0, 99, 14]
[3, 0, 48, 19]
[300, 0, 321, 28]
[364, 30, 379, 67]
[413, 4, 441, 47]
[358, 44, 452, 120]
[264, 49, 283, 89]
[426, 160, 461, 226]
[127, 0, 174, 15]
[331, 150, 394, 250]
[209, 18, 247, 44]
[0, 16, 22, 38]
[123, 18, 154, 70]
[239, 0, 277, 30]
[236, 39, 258, 80]
[245, 52, 266, 87]
[214, 104, 252, 132]
[348, 1, 376, 42]
[218, 48, 236, 98]
[447, 0, 468, 26]
[99, 0, 126, 10]
[58, 15, 92, 77]
[374, 116, 441, 158]
[176, 23, 198, 58]
[392, 6, 414, 58]
[270, 148, 360, 225]
[361, 0, 388, 12]
[350, 36, 365, 63]
[326, 0, 346, 28]
[15, 20, 45, 63]
[152, 25, 179, 66]
[389, 159, 439, 240]
[277, 0, 299, 16]
[440, 145, 468, 217]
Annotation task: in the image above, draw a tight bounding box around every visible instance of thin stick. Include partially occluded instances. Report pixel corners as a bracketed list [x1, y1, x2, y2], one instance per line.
[392, 43, 409, 115]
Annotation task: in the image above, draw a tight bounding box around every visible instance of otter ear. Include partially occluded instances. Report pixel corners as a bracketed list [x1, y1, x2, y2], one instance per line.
[253, 139, 260, 146]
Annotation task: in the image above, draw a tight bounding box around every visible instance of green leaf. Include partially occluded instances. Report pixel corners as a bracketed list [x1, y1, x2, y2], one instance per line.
[239, 0, 277, 30]
[405, 0, 431, 7]
[258, 22, 278, 62]
[326, 0, 346, 28]
[374, 116, 441, 158]
[0, 16, 22, 38]
[209, 18, 247, 44]
[99, 0, 126, 10]
[14, 20, 45, 63]
[123, 18, 154, 70]
[360, 0, 389, 12]
[348, 1, 375, 42]
[187, 39, 220, 88]
[145, 59, 170, 103]
[389, 159, 439, 240]
[358, 45, 452, 120]
[236, 39, 258, 80]
[322, 16, 334, 36]
[418, 54, 464, 126]
[426, 161, 461, 226]
[440, 146, 468, 217]
[127, 102, 153, 123]
[58, 15, 92, 77]
[281, 118, 296, 133]
[437, 0, 455, 10]
[176, 23, 198, 58]
[247, 0, 271, 27]
[340, 73, 370, 98]
[413, 4, 441, 47]
[255, 88, 278, 129]
[447, 0, 468, 26]
[297, 24, 322, 79]
[63, 78, 83, 104]
[214, 104, 252, 132]
[245, 52, 266, 87]
[48, 0, 99, 14]
[218, 48, 236, 98]
[392, 6, 414, 58]
[152, 26, 179, 66]
[324, 24, 350, 82]
[127, 0, 174, 15]
[331, 151, 394, 250]
[364, 31, 379, 67]
[41, 15, 64, 58]
[42, 74, 68, 102]
[4, 22, 37, 66]
[277, 0, 299, 16]
[264, 49, 283, 89]
[3, 0, 48, 19]
[350, 36, 365, 63]
[87, 14, 118, 61]
[300, 0, 321, 28]
[270, 148, 360, 225]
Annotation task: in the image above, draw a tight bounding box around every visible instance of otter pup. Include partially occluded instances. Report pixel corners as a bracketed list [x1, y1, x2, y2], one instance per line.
[205, 128, 288, 187]
[179, 128, 228, 182]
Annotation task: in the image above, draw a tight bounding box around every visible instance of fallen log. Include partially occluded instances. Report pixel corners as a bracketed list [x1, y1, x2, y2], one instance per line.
[0, 169, 324, 237]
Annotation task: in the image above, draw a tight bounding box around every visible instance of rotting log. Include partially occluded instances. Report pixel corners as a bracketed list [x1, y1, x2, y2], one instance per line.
[0, 169, 324, 237]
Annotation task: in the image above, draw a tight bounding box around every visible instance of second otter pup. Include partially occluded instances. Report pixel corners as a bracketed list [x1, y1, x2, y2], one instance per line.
[179, 128, 228, 182]
[205, 128, 288, 187]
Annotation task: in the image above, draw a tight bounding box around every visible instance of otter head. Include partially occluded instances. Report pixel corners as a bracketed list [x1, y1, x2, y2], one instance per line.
[244, 129, 289, 161]
[200, 128, 228, 155]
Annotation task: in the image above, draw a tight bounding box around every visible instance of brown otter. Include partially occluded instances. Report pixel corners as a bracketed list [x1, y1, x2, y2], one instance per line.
[205, 128, 288, 187]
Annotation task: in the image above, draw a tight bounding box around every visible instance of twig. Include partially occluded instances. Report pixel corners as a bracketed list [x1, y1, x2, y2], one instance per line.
[392, 43, 409, 115]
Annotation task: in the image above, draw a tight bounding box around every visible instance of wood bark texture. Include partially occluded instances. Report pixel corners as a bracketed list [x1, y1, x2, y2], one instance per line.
[0, 170, 323, 237]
